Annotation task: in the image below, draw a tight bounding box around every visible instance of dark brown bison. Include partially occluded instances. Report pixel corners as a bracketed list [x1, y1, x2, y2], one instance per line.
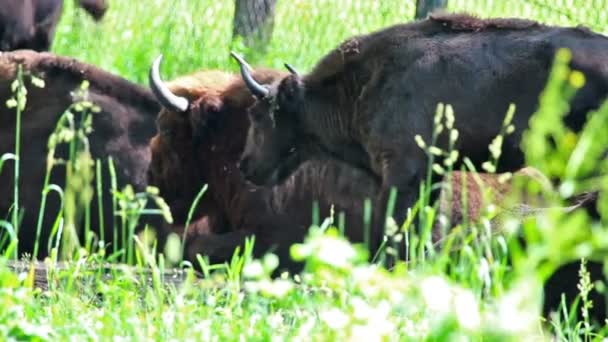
[233, 13, 608, 259]
[0, 0, 108, 52]
[148, 56, 378, 270]
[435, 168, 605, 323]
[0, 50, 162, 259]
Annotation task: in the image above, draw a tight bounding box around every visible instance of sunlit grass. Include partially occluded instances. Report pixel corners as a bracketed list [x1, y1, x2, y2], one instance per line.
[1, 1, 607, 340]
[52, 0, 607, 83]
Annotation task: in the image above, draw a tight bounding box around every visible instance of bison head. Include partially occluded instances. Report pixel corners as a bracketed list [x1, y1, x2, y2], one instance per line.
[231, 52, 306, 186]
[147, 55, 243, 221]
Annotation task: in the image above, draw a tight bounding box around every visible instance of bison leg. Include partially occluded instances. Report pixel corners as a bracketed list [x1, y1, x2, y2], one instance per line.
[185, 230, 253, 266]
[371, 156, 425, 266]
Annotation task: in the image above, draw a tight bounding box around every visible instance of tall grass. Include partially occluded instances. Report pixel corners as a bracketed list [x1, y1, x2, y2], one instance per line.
[0, 1, 607, 340]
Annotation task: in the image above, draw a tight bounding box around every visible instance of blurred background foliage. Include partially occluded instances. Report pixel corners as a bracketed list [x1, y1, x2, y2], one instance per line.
[53, 0, 607, 84]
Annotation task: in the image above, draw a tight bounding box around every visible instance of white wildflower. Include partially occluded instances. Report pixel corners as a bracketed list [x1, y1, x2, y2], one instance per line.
[453, 289, 480, 330]
[319, 308, 350, 330]
[351, 297, 370, 320]
[268, 312, 284, 329]
[316, 236, 356, 269]
[242, 260, 264, 279]
[420, 276, 452, 314]
[488, 278, 543, 335]
[261, 279, 294, 298]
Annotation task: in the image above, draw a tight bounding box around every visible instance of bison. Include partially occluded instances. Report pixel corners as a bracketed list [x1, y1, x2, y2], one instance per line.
[148, 56, 378, 270]
[232, 13, 608, 260]
[433, 167, 551, 241]
[435, 168, 605, 323]
[0, 50, 162, 259]
[0, 0, 108, 52]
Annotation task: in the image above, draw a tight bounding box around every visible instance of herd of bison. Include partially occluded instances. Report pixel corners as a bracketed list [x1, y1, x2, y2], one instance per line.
[1, 3, 608, 324]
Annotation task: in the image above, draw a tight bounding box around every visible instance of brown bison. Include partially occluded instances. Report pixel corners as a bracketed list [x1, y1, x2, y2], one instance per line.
[0, 0, 108, 52]
[0, 50, 162, 259]
[435, 168, 604, 323]
[233, 13, 608, 259]
[434, 167, 551, 241]
[148, 56, 378, 270]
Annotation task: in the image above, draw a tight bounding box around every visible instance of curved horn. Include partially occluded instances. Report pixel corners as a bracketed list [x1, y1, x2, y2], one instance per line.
[230, 51, 269, 98]
[149, 54, 189, 112]
[284, 63, 299, 77]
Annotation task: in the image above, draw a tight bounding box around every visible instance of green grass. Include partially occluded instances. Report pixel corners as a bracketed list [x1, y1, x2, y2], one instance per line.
[1, 0, 608, 340]
[52, 0, 608, 84]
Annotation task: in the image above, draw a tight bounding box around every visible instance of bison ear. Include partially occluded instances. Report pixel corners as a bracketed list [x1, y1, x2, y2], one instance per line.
[276, 75, 304, 114]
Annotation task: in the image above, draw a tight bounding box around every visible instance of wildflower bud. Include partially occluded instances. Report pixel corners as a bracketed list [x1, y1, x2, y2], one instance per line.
[450, 129, 459, 143]
[30, 76, 45, 88]
[556, 48, 572, 63]
[11, 79, 19, 92]
[489, 136, 504, 160]
[384, 217, 398, 236]
[432, 163, 445, 175]
[434, 103, 445, 125]
[443, 156, 455, 167]
[569, 70, 585, 89]
[434, 124, 444, 135]
[497, 172, 512, 184]
[414, 135, 427, 149]
[449, 150, 459, 163]
[503, 103, 516, 126]
[146, 186, 160, 195]
[393, 233, 403, 243]
[5, 98, 17, 108]
[429, 146, 443, 156]
[481, 161, 496, 173]
[445, 104, 455, 129]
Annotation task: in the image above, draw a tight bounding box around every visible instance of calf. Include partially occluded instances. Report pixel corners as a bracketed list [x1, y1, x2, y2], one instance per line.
[435, 168, 604, 323]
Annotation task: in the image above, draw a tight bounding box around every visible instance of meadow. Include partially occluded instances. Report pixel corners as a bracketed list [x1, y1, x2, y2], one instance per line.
[1, 0, 608, 340]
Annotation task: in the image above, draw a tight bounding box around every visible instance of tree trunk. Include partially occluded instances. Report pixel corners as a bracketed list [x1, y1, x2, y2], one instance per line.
[415, 0, 447, 19]
[232, 0, 277, 52]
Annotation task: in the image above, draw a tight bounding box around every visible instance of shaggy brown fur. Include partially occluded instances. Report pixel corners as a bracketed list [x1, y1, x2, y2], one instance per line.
[433, 167, 604, 321]
[436, 167, 551, 232]
[148, 68, 378, 269]
[0, 50, 162, 258]
[237, 13, 608, 265]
